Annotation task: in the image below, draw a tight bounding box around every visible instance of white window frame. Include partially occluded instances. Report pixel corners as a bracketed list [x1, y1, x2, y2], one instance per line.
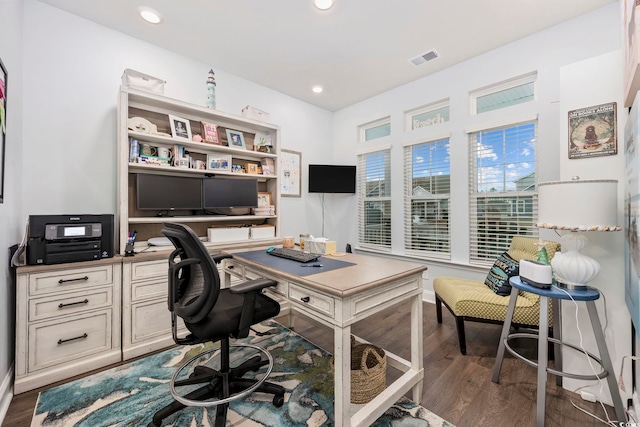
[469, 71, 537, 115]
[404, 99, 450, 131]
[359, 116, 391, 143]
[357, 146, 392, 251]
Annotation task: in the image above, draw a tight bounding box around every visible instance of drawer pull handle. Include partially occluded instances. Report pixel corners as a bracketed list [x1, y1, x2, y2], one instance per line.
[58, 276, 89, 284]
[301, 296, 310, 303]
[57, 333, 88, 345]
[58, 299, 89, 309]
[228, 266, 234, 270]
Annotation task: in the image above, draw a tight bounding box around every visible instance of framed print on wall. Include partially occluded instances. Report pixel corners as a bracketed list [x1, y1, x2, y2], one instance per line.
[280, 149, 301, 197]
[0, 58, 7, 203]
[168, 114, 192, 141]
[568, 102, 617, 159]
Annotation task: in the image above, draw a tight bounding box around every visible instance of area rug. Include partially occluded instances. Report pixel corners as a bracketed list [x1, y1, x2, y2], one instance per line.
[32, 320, 453, 426]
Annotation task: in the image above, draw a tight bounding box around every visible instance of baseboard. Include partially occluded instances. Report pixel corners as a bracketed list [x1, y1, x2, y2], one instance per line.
[423, 289, 436, 304]
[0, 365, 14, 426]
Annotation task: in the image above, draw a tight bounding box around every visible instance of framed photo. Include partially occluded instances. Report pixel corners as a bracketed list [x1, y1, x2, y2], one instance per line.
[201, 121, 220, 144]
[226, 129, 246, 149]
[280, 149, 301, 197]
[0, 58, 6, 203]
[568, 102, 617, 159]
[207, 154, 231, 172]
[257, 192, 272, 207]
[168, 114, 192, 141]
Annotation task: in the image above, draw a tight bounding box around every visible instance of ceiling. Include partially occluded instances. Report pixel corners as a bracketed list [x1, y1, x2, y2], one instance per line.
[38, 0, 616, 111]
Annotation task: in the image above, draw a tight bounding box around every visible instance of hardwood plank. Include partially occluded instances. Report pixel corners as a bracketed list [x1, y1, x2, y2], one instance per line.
[2, 302, 620, 427]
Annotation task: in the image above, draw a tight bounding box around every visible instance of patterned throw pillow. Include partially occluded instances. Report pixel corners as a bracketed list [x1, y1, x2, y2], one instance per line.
[484, 252, 519, 296]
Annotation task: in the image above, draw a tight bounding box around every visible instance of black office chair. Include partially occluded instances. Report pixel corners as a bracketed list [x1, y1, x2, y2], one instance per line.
[149, 222, 285, 427]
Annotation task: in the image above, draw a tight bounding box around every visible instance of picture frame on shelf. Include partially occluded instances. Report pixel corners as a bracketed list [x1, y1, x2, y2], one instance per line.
[254, 132, 273, 153]
[201, 121, 221, 144]
[226, 129, 246, 149]
[207, 154, 231, 172]
[168, 114, 192, 141]
[257, 192, 272, 207]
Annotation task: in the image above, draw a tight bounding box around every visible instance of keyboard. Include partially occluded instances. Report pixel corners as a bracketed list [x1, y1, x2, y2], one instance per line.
[267, 247, 321, 263]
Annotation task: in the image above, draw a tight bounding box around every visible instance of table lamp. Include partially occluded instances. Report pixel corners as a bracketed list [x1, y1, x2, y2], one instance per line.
[536, 177, 620, 290]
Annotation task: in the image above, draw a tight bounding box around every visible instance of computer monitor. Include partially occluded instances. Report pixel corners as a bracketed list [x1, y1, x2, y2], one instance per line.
[136, 174, 203, 211]
[202, 177, 258, 209]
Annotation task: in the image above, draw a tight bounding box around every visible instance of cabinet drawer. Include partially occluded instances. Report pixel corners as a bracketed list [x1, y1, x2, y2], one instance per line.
[245, 268, 287, 296]
[130, 260, 168, 282]
[223, 260, 244, 278]
[28, 265, 114, 296]
[29, 310, 112, 372]
[29, 288, 113, 322]
[131, 278, 168, 301]
[289, 283, 334, 318]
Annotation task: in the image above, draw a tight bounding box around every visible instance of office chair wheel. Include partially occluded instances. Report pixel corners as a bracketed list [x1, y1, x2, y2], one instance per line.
[273, 394, 285, 407]
[170, 342, 275, 407]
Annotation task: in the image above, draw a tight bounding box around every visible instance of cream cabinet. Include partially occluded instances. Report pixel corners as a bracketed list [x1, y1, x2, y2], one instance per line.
[14, 259, 121, 394]
[116, 87, 282, 255]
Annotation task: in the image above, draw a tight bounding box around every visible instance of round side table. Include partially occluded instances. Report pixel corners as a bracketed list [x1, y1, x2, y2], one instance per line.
[491, 276, 626, 426]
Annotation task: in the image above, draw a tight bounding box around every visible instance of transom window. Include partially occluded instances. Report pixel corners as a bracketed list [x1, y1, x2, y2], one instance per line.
[470, 72, 536, 115]
[405, 99, 450, 131]
[359, 117, 391, 142]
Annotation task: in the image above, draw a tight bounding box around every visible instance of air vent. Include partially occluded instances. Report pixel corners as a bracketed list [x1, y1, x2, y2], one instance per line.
[409, 50, 439, 67]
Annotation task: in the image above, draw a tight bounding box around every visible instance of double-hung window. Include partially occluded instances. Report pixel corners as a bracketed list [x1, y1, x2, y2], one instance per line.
[403, 137, 450, 259]
[468, 117, 538, 263]
[357, 148, 391, 249]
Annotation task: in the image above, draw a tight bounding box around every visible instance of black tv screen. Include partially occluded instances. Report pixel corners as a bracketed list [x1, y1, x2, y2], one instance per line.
[203, 177, 258, 209]
[136, 174, 202, 211]
[308, 164, 356, 193]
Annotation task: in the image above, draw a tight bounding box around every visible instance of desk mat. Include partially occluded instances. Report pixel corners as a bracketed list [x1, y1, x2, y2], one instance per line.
[233, 249, 355, 276]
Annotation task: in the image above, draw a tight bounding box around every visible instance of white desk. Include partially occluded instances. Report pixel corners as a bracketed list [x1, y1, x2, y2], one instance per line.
[222, 250, 426, 427]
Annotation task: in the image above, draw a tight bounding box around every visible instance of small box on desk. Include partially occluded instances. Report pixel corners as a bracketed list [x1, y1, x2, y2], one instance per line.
[207, 227, 249, 243]
[250, 225, 275, 239]
[305, 238, 336, 255]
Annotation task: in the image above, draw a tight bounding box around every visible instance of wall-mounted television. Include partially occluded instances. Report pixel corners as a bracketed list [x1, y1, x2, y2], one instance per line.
[308, 164, 356, 193]
[136, 174, 202, 211]
[203, 177, 258, 209]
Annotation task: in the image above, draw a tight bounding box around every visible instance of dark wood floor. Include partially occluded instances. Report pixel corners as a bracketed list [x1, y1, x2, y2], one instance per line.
[3, 302, 622, 426]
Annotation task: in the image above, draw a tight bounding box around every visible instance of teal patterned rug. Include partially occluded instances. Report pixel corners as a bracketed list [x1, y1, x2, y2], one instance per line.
[32, 320, 453, 426]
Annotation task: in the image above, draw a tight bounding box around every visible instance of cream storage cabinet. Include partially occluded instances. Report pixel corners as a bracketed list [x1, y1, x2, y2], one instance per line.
[117, 87, 282, 255]
[14, 259, 121, 394]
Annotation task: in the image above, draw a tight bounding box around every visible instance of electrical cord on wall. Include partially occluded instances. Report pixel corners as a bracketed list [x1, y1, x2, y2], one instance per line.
[321, 193, 325, 238]
[551, 284, 615, 426]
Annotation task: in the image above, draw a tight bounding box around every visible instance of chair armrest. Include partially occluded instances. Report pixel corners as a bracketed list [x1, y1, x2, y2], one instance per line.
[230, 278, 277, 294]
[211, 253, 233, 264]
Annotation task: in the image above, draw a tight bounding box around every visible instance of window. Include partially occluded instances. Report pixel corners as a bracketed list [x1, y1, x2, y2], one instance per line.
[359, 117, 391, 142]
[405, 99, 449, 131]
[403, 137, 450, 259]
[357, 148, 391, 249]
[470, 72, 536, 115]
[468, 118, 538, 263]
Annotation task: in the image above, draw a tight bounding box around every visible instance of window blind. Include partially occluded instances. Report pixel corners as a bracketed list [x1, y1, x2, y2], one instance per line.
[357, 149, 392, 249]
[468, 120, 538, 263]
[403, 138, 451, 259]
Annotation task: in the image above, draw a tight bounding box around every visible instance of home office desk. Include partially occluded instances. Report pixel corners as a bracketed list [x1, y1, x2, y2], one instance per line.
[221, 250, 427, 427]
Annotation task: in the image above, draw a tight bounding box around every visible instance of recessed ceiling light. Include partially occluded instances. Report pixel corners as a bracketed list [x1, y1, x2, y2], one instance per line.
[138, 6, 163, 24]
[312, 86, 324, 93]
[314, 0, 334, 11]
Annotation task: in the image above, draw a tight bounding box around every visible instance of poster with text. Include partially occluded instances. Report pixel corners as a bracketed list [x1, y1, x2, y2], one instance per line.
[568, 102, 617, 159]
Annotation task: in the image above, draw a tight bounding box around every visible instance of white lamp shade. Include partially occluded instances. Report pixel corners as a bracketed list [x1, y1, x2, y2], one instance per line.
[537, 179, 620, 231]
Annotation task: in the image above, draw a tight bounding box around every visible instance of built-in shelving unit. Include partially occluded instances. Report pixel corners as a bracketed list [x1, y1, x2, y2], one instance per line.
[116, 88, 281, 254]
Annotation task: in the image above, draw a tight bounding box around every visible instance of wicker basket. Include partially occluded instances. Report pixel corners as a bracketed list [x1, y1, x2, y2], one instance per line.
[332, 338, 387, 404]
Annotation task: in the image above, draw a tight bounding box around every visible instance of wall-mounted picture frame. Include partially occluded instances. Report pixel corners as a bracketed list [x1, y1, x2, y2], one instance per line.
[201, 121, 220, 144]
[257, 192, 272, 207]
[0, 57, 6, 203]
[168, 114, 192, 141]
[568, 102, 617, 159]
[280, 149, 301, 198]
[226, 129, 246, 149]
[207, 154, 231, 172]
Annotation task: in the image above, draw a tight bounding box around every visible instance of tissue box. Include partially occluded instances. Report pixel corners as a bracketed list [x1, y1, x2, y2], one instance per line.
[306, 239, 336, 255]
[121, 69, 165, 94]
[250, 225, 275, 239]
[241, 105, 270, 122]
[207, 227, 249, 243]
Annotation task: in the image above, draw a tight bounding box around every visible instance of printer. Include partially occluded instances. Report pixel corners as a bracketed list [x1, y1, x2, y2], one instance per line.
[27, 214, 114, 265]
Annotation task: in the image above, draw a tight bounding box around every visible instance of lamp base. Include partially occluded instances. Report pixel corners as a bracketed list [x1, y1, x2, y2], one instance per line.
[550, 232, 600, 290]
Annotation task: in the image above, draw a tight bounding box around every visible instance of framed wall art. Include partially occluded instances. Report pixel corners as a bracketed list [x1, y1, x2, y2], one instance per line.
[226, 129, 246, 149]
[568, 102, 617, 159]
[280, 149, 301, 197]
[168, 114, 192, 141]
[0, 58, 7, 203]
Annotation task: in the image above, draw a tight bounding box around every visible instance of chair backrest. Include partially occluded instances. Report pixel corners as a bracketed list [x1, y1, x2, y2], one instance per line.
[161, 222, 220, 323]
[507, 236, 560, 262]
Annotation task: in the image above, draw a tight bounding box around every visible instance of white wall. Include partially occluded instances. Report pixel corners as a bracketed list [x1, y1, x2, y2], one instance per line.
[0, 0, 24, 421]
